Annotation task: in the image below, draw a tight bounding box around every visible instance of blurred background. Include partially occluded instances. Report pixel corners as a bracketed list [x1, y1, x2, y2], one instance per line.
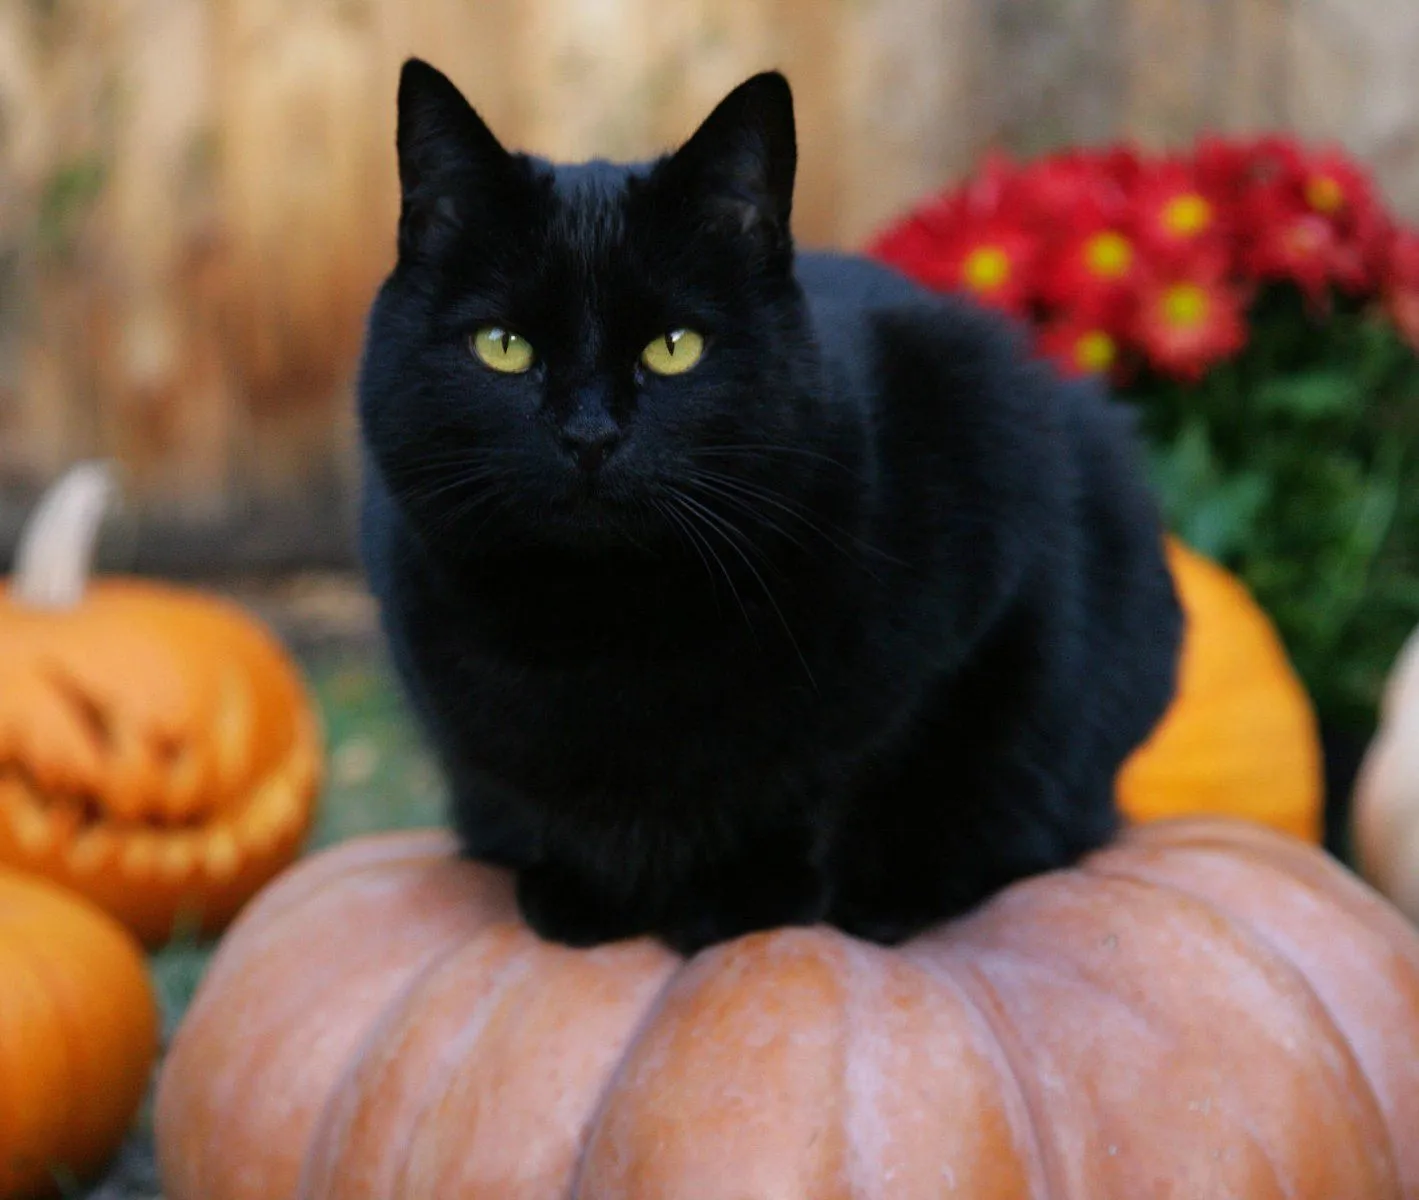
[5, 10, 1419, 1193]
[3, 0, 1418, 575]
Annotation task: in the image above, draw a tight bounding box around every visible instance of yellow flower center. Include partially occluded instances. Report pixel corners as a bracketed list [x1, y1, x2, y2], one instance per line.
[1084, 232, 1134, 278]
[1163, 284, 1209, 329]
[1162, 194, 1212, 237]
[1305, 174, 1345, 215]
[1076, 331, 1117, 372]
[963, 245, 1011, 292]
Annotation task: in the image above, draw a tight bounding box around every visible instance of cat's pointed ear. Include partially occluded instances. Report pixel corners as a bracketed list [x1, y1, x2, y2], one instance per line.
[395, 59, 509, 257]
[662, 71, 797, 248]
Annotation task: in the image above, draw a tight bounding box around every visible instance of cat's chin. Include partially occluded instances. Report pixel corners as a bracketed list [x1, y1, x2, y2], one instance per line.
[536, 511, 662, 554]
[524, 490, 668, 555]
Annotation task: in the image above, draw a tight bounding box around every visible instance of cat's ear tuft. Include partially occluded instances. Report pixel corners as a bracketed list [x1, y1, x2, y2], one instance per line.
[663, 71, 797, 249]
[395, 59, 508, 257]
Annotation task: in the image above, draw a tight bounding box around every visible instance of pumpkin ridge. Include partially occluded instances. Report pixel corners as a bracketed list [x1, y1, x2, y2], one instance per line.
[931, 862, 1403, 1196]
[333, 925, 537, 1199]
[1128, 820, 1419, 949]
[294, 930, 481, 1200]
[566, 941, 688, 1199]
[924, 955, 1062, 1196]
[836, 935, 1047, 1196]
[157, 852, 508, 1200]
[1084, 860, 1403, 1194]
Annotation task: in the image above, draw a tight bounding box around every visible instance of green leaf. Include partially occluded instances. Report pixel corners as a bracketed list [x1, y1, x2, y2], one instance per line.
[1174, 472, 1271, 560]
[1251, 371, 1365, 420]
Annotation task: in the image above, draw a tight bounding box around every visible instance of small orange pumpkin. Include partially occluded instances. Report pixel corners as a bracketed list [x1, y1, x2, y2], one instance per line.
[156, 819, 1419, 1199]
[0, 464, 323, 946]
[1, 867, 159, 1199]
[1118, 537, 1323, 841]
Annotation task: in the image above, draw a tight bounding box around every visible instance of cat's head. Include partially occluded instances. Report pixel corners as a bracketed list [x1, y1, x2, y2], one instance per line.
[359, 60, 835, 557]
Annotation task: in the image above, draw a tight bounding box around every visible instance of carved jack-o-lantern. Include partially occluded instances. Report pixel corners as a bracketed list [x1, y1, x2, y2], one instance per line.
[0, 464, 323, 946]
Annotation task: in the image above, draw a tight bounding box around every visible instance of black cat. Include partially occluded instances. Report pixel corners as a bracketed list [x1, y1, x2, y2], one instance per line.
[358, 59, 1183, 954]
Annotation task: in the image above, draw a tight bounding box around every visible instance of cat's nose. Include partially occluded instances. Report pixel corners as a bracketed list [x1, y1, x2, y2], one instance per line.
[558, 412, 623, 473]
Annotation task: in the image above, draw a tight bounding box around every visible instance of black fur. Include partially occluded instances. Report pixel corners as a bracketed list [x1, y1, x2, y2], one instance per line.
[358, 60, 1184, 954]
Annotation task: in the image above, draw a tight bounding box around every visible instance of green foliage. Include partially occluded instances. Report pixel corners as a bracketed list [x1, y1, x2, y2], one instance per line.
[1127, 284, 1419, 732]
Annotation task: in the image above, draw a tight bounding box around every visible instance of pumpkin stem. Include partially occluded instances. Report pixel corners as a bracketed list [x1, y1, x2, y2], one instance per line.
[12, 461, 119, 610]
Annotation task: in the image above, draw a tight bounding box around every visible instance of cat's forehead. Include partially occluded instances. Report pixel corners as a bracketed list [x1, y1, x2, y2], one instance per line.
[547, 157, 650, 198]
[539, 157, 652, 245]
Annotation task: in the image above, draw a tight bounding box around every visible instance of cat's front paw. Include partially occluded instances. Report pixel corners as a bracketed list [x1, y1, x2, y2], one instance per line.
[515, 863, 646, 948]
[661, 856, 827, 956]
[826, 877, 943, 946]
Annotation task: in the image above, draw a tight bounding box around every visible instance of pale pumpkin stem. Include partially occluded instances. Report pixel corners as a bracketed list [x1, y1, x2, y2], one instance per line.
[12, 461, 119, 610]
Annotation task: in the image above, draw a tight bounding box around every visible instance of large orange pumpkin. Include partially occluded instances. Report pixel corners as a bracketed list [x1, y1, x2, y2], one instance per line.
[1, 867, 159, 1199]
[1118, 537, 1323, 841]
[156, 820, 1419, 1199]
[0, 464, 323, 946]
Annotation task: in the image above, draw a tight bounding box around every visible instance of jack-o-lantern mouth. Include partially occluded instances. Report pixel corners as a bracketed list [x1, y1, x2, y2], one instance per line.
[0, 736, 315, 885]
[0, 633, 320, 891]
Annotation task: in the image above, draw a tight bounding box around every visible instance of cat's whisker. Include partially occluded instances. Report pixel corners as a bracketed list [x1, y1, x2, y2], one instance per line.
[680, 477, 812, 556]
[651, 496, 723, 617]
[668, 489, 817, 692]
[694, 444, 858, 474]
[686, 467, 907, 570]
[686, 472, 834, 550]
[664, 493, 755, 639]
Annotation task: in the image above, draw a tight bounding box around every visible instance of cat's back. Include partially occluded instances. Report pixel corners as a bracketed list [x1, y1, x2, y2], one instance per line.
[794, 249, 1019, 397]
[795, 249, 927, 315]
[795, 251, 929, 365]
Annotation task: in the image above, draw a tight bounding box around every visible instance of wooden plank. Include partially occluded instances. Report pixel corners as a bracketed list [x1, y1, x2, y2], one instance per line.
[978, 0, 1127, 153]
[1119, 0, 1236, 144]
[1217, 0, 1292, 134]
[831, 0, 983, 246]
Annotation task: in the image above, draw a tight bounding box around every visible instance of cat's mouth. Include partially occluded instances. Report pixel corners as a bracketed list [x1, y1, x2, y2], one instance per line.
[536, 474, 663, 548]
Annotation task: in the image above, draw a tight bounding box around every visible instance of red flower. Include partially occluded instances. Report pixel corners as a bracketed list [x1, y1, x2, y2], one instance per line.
[1008, 149, 1132, 228]
[1040, 219, 1142, 312]
[1194, 134, 1296, 201]
[868, 133, 1412, 388]
[1133, 271, 1248, 381]
[1244, 201, 1341, 301]
[1130, 160, 1231, 269]
[1038, 318, 1122, 378]
[1241, 143, 1390, 298]
[870, 183, 1040, 316]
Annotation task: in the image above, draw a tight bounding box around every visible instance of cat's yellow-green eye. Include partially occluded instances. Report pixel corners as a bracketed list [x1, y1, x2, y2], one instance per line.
[471, 327, 535, 374]
[641, 329, 705, 376]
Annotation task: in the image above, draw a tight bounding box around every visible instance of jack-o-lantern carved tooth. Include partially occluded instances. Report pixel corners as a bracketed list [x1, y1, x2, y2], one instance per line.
[202, 830, 241, 883]
[7, 798, 56, 855]
[67, 829, 118, 876]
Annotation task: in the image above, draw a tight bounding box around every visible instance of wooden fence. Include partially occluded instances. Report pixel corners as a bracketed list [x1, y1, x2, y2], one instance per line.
[2, 0, 1417, 571]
